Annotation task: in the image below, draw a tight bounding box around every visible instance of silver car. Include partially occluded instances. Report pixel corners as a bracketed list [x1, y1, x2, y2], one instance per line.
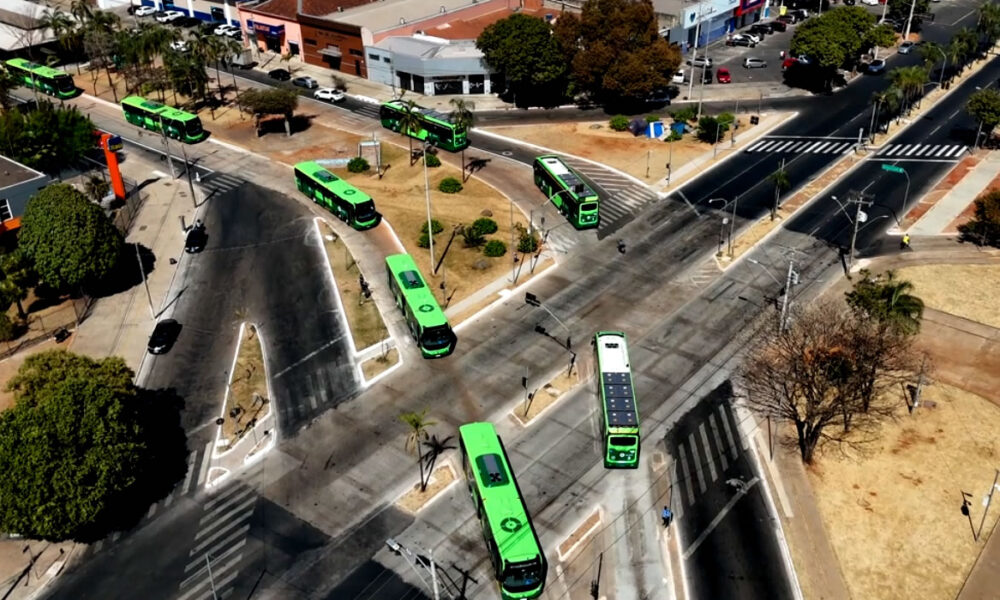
[688, 56, 713, 68]
[743, 57, 767, 69]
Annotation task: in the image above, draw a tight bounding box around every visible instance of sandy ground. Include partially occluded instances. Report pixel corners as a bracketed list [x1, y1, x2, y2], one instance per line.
[222, 324, 269, 448]
[895, 264, 1000, 330]
[483, 116, 760, 183]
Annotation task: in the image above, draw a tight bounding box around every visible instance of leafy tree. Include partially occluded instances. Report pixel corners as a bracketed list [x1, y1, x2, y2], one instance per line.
[460, 225, 485, 248]
[871, 87, 903, 133]
[163, 49, 209, 106]
[768, 163, 791, 220]
[0, 350, 186, 542]
[477, 14, 568, 106]
[470, 217, 498, 236]
[845, 269, 925, 336]
[81, 9, 122, 102]
[958, 188, 1000, 246]
[84, 174, 111, 204]
[483, 239, 507, 257]
[240, 87, 298, 137]
[0, 102, 94, 176]
[399, 409, 436, 492]
[864, 24, 898, 53]
[966, 87, 1000, 138]
[696, 115, 730, 143]
[19, 184, 124, 292]
[396, 99, 423, 165]
[888, 65, 929, 112]
[567, 0, 680, 107]
[0, 69, 18, 111]
[449, 98, 475, 181]
[790, 7, 878, 88]
[886, 0, 930, 28]
[977, 0, 1000, 46]
[0, 249, 36, 320]
[949, 27, 979, 73]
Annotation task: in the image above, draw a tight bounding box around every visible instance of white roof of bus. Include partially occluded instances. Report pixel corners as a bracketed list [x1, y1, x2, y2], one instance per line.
[596, 333, 629, 372]
[541, 156, 571, 177]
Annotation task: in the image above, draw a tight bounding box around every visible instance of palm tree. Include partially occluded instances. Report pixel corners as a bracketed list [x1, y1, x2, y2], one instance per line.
[870, 88, 900, 134]
[767, 159, 790, 221]
[83, 174, 110, 203]
[399, 409, 437, 491]
[398, 99, 424, 166]
[82, 9, 122, 101]
[0, 70, 18, 111]
[217, 37, 244, 115]
[448, 98, 475, 181]
[847, 270, 925, 335]
[888, 66, 927, 113]
[38, 9, 75, 57]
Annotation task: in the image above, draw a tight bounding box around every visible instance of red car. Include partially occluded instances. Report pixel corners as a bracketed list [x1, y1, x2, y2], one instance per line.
[717, 67, 731, 83]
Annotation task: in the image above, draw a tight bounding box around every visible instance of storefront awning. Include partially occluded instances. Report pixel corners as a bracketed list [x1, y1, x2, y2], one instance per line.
[319, 46, 342, 58]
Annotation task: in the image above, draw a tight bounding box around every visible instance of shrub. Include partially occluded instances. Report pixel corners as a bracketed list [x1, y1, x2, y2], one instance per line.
[424, 153, 441, 168]
[420, 219, 444, 235]
[438, 177, 463, 194]
[347, 157, 369, 173]
[517, 225, 540, 253]
[0, 314, 23, 342]
[483, 240, 507, 257]
[645, 114, 662, 123]
[461, 226, 486, 248]
[470, 217, 498, 236]
[609, 115, 630, 131]
[417, 232, 430, 248]
[697, 115, 730, 143]
[958, 189, 1000, 247]
[666, 129, 683, 142]
[671, 106, 697, 123]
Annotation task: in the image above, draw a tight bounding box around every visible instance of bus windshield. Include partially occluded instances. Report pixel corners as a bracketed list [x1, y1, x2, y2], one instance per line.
[54, 75, 75, 93]
[186, 119, 204, 136]
[502, 559, 544, 593]
[610, 436, 637, 447]
[580, 201, 599, 214]
[420, 325, 454, 350]
[355, 200, 376, 221]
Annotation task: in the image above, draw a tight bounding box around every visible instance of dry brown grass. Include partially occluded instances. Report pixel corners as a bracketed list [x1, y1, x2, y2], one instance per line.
[512, 366, 584, 425]
[320, 220, 390, 351]
[395, 462, 456, 514]
[894, 264, 1000, 330]
[334, 143, 520, 309]
[483, 117, 759, 183]
[222, 324, 269, 449]
[808, 383, 1000, 600]
[361, 347, 399, 381]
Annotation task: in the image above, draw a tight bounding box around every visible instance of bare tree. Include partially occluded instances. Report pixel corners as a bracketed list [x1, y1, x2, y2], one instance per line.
[737, 300, 915, 463]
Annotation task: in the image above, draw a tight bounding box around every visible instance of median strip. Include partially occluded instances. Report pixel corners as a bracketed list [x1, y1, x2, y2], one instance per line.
[215, 322, 271, 455]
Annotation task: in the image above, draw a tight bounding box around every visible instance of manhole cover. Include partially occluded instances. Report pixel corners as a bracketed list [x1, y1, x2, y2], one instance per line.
[502, 150, 513, 156]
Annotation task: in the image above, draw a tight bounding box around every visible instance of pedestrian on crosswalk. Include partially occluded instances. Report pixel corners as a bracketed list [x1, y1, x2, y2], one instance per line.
[901, 233, 910, 249]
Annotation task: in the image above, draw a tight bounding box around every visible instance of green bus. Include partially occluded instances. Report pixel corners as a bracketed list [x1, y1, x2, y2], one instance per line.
[120, 96, 207, 143]
[378, 100, 468, 152]
[294, 161, 379, 230]
[4, 58, 78, 99]
[594, 331, 640, 468]
[532, 155, 599, 229]
[384, 253, 456, 358]
[459, 422, 547, 600]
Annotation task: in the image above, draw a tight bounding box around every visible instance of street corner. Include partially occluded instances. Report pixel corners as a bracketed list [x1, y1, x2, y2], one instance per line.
[0, 538, 78, 600]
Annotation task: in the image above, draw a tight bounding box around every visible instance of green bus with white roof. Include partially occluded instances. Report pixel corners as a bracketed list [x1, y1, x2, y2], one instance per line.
[384, 253, 456, 358]
[594, 330, 640, 468]
[121, 96, 207, 143]
[459, 422, 547, 599]
[532, 155, 599, 229]
[378, 100, 469, 152]
[294, 161, 379, 230]
[4, 58, 78, 99]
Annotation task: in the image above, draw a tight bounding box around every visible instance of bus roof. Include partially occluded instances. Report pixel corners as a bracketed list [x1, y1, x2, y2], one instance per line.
[294, 161, 373, 205]
[384, 254, 448, 328]
[536, 155, 596, 199]
[595, 331, 639, 430]
[5, 58, 70, 79]
[381, 99, 454, 126]
[459, 422, 543, 563]
[122, 96, 200, 122]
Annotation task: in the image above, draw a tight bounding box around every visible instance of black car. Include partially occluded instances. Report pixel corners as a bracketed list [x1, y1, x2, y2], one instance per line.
[844, 0, 856, 5]
[767, 20, 788, 32]
[174, 16, 202, 28]
[184, 222, 207, 253]
[148, 319, 181, 355]
[749, 23, 772, 36]
[695, 67, 713, 84]
[268, 68, 291, 81]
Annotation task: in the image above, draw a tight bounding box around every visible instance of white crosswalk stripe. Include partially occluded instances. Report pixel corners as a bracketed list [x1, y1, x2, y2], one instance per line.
[875, 143, 966, 160]
[744, 137, 854, 155]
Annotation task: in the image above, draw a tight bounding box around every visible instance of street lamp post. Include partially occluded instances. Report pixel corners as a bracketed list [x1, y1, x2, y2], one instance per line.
[728, 194, 741, 257]
[708, 198, 726, 256]
[903, 0, 918, 41]
[930, 44, 947, 89]
[422, 141, 435, 273]
[881, 163, 910, 224]
[525, 292, 572, 350]
[530, 189, 572, 240]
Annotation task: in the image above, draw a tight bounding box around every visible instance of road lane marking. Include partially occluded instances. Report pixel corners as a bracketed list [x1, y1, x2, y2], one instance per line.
[709, 413, 730, 472]
[677, 443, 698, 506]
[717, 404, 740, 460]
[687, 432, 708, 493]
[197, 440, 213, 487]
[681, 477, 761, 560]
[698, 422, 718, 483]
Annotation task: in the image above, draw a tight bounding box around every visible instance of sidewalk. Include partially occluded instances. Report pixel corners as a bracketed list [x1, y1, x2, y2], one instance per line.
[908, 150, 1000, 235]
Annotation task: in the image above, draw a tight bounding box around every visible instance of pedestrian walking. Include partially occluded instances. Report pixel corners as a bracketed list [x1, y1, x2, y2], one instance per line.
[780, 50, 785, 60]
[901, 233, 911, 249]
[661, 507, 673, 528]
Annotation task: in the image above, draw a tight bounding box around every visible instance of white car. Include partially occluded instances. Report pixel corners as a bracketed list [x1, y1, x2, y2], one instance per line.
[672, 70, 685, 84]
[169, 40, 188, 52]
[134, 5, 158, 17]
[155, 10, 184, 23]
[861, 0, 879, 5]
[314, 87, 345, 102]
[214, 24, 239, 36]
[741, 32, 762, 44]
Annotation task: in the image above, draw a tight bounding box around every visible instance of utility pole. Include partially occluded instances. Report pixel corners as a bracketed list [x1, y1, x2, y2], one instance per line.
[385, 538, 443, 600]
[158, 125, 177, 178]
[904, 0, 918, 41]
[687, 0, 705, 103]
[778, 260, 798, 333]
[423, 141, 435, 273]
[728, 194, 740, 257]
[178, 142, 198, 208]
[847, 192, 874, 270]
[136, 244, 155, 319]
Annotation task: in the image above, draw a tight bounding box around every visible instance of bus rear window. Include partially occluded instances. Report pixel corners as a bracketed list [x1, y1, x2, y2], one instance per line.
[609, 436, 637, 447]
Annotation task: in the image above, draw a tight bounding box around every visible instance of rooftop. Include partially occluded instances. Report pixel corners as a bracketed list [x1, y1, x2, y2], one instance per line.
[242, 0, 377, 19]
[372, 35, 482, 59]
[422, 4, 555, 40]
[0, 155, 45, 190]
[333, 0, 480, 32]
[0, 0, 58, 51]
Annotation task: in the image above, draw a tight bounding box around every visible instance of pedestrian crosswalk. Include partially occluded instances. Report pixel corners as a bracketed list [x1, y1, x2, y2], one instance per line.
[276, 363, 358, 429]
[872, 143, 968, 160]
[561, 157, 661, 236]
[197, 172, 245, 197]
[176, 482, 258, 600]
[354, 103, 381, 121]
[669, 401, 744, 520]
[745, 137, 857, 155]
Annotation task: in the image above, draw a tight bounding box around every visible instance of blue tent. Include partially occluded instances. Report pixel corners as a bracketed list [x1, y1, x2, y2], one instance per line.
[646, 121, 665, 138]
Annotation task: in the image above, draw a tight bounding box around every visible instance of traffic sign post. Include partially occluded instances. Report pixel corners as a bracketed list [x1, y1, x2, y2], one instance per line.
[881, 163, 910, 224]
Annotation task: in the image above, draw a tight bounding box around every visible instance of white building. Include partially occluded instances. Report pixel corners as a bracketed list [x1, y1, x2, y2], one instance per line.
[366, 34, 498, 96]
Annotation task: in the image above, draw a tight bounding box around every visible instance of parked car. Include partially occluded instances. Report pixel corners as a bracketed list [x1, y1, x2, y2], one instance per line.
[767, 20, 787, 32]
[268, 68, 291, 81]
[646, 87, 672, 104]
[687, 56, 713, 68]
[174, 16, 201, 28]
[697, 67, 713, 84]
[717, 67, 731, 83]
[155, 10, 184, 23]
[727, 35, 756, 47]
[134, 5, 158, 17]
[148, 319, 181, 355]
[867, 59, 887, 74]
[790, 9, 809, 19]
[899, 40, 916, 54]
[844, 0, 856, 4]
[229, 30, 243, 41]
[861, 0, 879, 4]
[672, 70, 685, 84]
[749, 23, 772, 36]
[214, 23, 239, 36]
[169, 40, 189, 52]
[777, 14, 797, 25]
[292, 76, 318, 89]
[742, 32, 763, 44]
[201, 20, 227, 34]
[314, 87, 345, 102]
[743, 57, 768, 69]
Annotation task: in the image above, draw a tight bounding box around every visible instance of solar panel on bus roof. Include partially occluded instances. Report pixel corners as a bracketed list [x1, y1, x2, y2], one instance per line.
[603, 372, 637, 427]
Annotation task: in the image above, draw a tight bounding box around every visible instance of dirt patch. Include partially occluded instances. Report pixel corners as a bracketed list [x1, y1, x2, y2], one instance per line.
[395, 462, 457, 514]
[484, 118, 759, 183]
[557, 509, 602, 561]
[807, 383, 1000, 600]
[894, 264, 1000, 329]
[221, 323, 270, 450]
[320, 219, 390, 351]
[512, 365, 584, 425]
[335, 143, 522, 310]
[361, 347, 399, 381]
